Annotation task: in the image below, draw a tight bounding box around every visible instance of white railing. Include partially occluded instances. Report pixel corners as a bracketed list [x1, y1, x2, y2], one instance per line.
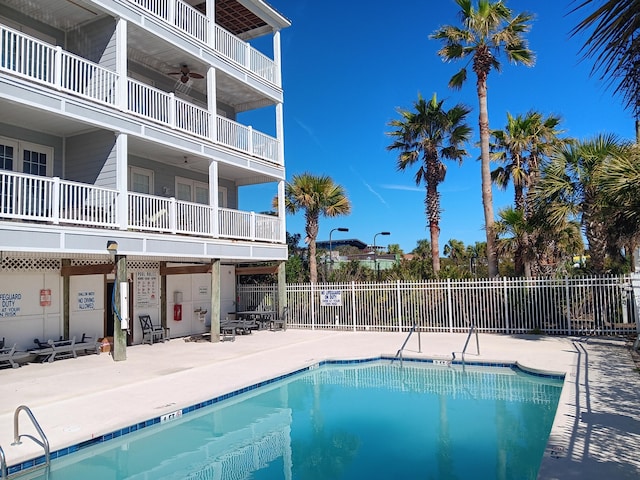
[252, 130, 278, 163]
[175, 0, 208, 43]
[59, 49, 118, 105]
[238, 276, 639, 336]
[219, 207, 252, 239]
[0, 171, 282, 243]
[128, 192, 172, 232]
[0, 27, 55, 83]
[216, 117, 280, 165]
[175, 98, 210, 138]
[59, 181, 118, 226]
[127, 78, 171, 125]
[216, 116, 249, 153]
[1, 24, 281, 164]
[175, 200, 212, 235]
[0, 25, 117, 106]
[128, 0, 277, 85]
[254, 213, 281, 242]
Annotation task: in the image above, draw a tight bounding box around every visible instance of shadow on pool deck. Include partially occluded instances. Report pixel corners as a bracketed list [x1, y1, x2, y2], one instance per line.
[0, 330, 638, 479]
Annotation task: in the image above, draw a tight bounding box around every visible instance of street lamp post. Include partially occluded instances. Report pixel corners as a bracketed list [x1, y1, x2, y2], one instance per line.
[328, 227, 349, 275]
[373, 231, 390, 280]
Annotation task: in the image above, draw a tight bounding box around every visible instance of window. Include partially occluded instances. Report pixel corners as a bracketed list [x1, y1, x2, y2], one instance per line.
[176, 177, 211, 205]
[130, 167, 153, 194]
[0, 137, 53, 176]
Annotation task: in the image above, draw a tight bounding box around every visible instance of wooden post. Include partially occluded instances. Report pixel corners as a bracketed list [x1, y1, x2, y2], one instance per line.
[112, 254, 127, 361]
[277, 261, 286, 317]
[62, 259, 70, 340]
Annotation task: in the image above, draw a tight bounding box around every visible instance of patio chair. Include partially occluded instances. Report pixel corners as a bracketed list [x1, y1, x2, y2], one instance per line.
[139, 315, 169, 345]
[0, 343, 30, 368]
[270, 307, 288, 331]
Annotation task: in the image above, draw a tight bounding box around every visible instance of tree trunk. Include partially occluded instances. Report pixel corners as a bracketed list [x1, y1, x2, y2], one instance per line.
[477, 76, 498, 277]
[306, 213, 319, 283]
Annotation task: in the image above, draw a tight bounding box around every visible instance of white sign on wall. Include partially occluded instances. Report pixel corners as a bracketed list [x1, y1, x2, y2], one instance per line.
[320, 290, 342, 307]
[0, 292, 22, 317]
[78, 291, 96, 310]
[136, 271, 158, 307]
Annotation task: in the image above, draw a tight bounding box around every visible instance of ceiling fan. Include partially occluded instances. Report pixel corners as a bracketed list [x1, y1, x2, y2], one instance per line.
[168, 65, 204, 83]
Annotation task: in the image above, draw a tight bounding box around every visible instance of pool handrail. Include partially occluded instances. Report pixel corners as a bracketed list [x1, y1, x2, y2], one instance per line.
[392, 322, 421, 366]
[0, 444, 7, 479]
[456, 324, 480, 365]
[12, 405, 50, 477]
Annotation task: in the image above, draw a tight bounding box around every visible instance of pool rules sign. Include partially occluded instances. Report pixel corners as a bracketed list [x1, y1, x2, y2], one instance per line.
[320, 290, 342, 307]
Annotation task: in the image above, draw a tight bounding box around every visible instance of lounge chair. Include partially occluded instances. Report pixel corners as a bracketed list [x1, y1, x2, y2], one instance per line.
[29, 334, 100, 363]
[0, 343, 30, 368]
[139, 315, 170, 345]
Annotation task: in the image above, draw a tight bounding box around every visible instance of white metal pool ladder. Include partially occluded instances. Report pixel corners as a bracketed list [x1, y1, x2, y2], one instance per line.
[4, 405, 51, 479]
[392, 322, 421, 367]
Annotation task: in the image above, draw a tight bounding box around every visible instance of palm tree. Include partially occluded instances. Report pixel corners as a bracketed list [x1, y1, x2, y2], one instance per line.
[431, 0, 535, 276]
[443, 238, 466, 266]
[533, 134, 629, 273]
[596, 143, 640, 268]
[491, 111, 567, 275]
[571, 0, 640, 140]
[387, 93, 471, 275]
[284, 173, 351, 283]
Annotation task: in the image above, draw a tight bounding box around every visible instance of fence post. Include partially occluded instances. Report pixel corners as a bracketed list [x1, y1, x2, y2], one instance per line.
[503, 277, 510, 334]
[396, 280, 402, 332]
[447, 278, 453, 333]
[351, 281, 356, 331]
[310, 283, 315, 330]
[565, 276, 572, 335]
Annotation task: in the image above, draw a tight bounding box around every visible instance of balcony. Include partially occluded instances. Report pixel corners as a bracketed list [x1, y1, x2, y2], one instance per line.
[0, 24, 281, 165]
[0, 171, 283, 243]
[127, 0, 278, 85]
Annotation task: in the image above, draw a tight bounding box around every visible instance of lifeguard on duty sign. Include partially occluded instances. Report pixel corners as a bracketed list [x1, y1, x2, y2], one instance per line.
[320, 290, 342, 307]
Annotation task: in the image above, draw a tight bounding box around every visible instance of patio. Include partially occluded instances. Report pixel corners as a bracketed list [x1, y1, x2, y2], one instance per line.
[0, 330, 638, 479]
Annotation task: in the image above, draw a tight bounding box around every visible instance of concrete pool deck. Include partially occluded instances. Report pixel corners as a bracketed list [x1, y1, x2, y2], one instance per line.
[0, 330, 639, 479]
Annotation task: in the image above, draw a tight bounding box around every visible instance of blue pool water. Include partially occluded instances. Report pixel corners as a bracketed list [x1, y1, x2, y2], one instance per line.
[20, 359, 563, 480]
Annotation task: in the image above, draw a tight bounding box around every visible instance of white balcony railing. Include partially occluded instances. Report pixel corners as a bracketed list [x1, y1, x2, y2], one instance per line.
[1, 25, 282, 164]
[0, 171, 283, 243]
[128, 0, 277, 85]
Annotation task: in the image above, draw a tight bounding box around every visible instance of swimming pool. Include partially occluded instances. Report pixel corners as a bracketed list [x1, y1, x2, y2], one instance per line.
[15, 359, 563, 479]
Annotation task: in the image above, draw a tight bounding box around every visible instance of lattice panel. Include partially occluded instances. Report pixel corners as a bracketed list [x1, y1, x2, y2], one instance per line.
[0, 257, 61, 271]
[128, 261, 160, 271]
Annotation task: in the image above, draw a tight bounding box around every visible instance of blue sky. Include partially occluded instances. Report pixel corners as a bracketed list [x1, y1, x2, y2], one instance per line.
[240, 0, 637, 254]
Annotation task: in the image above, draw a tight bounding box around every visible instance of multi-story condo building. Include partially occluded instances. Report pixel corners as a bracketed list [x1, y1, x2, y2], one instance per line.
[0, 0, 290, 357]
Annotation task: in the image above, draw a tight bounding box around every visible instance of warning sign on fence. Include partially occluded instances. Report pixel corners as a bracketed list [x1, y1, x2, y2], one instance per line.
[320, 290, 342, 307]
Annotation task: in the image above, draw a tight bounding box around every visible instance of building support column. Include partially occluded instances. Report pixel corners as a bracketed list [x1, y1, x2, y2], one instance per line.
[210, 259, 220, 342]
[209, 161, 219, 237]
[115, 133, 128, 230]
[115, 18, 127, 111]
[277, 261, 286, 318]
[207, 65, 217, 143]
[112, 254, 128, 361]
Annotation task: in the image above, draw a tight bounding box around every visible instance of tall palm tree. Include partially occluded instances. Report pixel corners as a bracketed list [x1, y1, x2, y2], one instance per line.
[431, 0, 535, 277]
[533, 134, 629, 273]
[571, 0, 640, 140]
[491, 111, 567, 275]
[284, 173, 351, 283]
[387, 93, 471, 275]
